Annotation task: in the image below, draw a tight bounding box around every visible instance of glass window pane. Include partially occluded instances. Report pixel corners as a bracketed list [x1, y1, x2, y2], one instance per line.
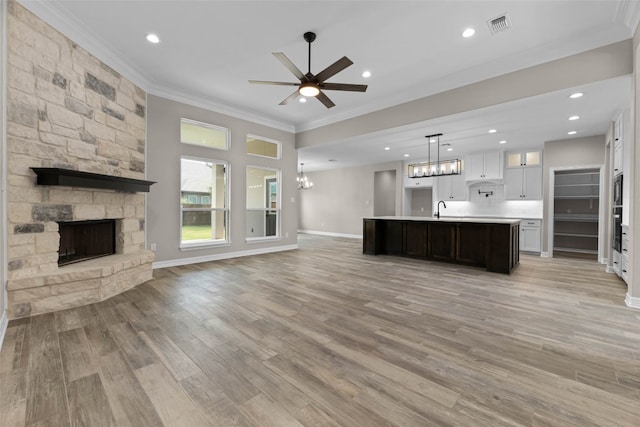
[181, 211, 227, 242]
[507, 152, 522, 168]
[181, 157, 228, 245]
[246, 167, 279, 239]
[525, 151, 541, 166]
[246, 135, 280, 159]
[246, 167, 278, 209]
[181, 119, 229, 150]
[181, 159, 226, 209]
[246, 211, 278, 238]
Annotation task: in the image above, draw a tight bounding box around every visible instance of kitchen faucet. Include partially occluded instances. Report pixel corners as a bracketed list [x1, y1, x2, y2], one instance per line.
[435, 200, 447, 218]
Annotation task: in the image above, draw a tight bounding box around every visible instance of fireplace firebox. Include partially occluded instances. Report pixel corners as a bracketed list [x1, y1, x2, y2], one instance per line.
[58, 219, 116, 266]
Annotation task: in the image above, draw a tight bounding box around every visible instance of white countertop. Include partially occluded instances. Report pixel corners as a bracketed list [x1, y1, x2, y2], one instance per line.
[365, 216, 521, 225]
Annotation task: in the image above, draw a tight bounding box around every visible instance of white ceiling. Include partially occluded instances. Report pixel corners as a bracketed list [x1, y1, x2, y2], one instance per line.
[19, 0, 639, 171]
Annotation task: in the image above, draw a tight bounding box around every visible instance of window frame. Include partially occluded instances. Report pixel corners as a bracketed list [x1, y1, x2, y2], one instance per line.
[245, 165, 281, 243]
[246, 134, 281, 160]
[180, 118, 230, 151]
[179, 155, 231, 250]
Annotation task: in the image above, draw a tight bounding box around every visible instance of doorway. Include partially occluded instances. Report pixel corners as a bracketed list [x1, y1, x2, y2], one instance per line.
[374, 170, 396, 216]
[552, 168, 601, 260]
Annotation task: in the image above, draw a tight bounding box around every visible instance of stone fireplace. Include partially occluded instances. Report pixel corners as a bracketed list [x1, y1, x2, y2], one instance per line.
[5, 1, 154, 318]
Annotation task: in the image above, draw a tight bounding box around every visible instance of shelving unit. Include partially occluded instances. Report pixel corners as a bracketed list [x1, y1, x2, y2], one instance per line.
[553, 169, 599, 256]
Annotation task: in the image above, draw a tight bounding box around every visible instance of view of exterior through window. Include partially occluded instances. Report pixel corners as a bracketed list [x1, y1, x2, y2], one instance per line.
[246, 167, 279, 239]
[180, 157, 228, 246]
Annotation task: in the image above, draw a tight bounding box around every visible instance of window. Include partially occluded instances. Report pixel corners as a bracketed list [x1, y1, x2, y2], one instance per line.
[246, 134, 280, 159]
[246, 166, 279, 240]
[180, 157, 228, 248]
[180, 118, 229, 150]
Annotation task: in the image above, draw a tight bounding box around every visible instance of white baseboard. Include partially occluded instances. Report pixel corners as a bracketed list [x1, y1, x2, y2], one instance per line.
[605, 265, 616, 273]
[625, 293, 640, 309]
[152, 244, 298, 269]
[0, 312, 8, 351]
[540, 251, 551, 258]
[298, 229, 362, 239]
[599, 257, 608, 265]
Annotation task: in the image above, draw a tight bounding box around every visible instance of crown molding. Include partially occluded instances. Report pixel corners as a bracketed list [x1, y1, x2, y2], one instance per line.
[16, 0, 295, 134]
[147, 84, 295, 133]
[17, 0, 151, 90]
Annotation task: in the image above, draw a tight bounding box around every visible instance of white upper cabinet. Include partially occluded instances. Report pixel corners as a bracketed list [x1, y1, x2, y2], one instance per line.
[465, 151, 502, 181]
[437, 174, 468, 201]
[504, 149, 542, 200]
[505, 167, 543, 200]
[506, 150, 541, 168]
[613, 113, 624, 176]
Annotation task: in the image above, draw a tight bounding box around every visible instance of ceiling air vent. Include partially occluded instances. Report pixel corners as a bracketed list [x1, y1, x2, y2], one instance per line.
[488, 13, 511, 34]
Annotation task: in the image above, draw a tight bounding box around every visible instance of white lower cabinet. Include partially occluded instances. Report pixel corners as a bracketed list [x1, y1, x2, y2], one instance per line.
[613, 250, 621, 275]
[621, 225, 629, 283]
[520, 219, 541, 253]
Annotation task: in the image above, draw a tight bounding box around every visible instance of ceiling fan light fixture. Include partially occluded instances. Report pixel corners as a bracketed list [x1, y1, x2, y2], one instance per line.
[299, 83, 320, 97]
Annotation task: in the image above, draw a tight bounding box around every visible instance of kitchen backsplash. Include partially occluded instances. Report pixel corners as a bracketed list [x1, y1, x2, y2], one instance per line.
[439, 183, 543, 218]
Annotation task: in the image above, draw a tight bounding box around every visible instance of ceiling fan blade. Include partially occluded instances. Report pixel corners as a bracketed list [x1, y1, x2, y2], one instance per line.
[249, 80, 300, 86]
[279, 90, 300, 106]
[273, 52, 307, 81]
[316, 91, 335, 109]
[320, 83, 368, 92]
[314, 56, 353, 83]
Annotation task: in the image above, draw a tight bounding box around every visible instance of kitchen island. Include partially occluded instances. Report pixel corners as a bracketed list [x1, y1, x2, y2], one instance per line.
[363, 216, 520, 274]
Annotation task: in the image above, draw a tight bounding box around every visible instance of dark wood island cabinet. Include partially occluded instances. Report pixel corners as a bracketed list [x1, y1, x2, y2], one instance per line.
[363, 216, 520, 274]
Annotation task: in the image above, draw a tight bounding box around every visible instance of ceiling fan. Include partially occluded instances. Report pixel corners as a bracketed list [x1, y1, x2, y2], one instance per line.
[249, 31, 368, 108]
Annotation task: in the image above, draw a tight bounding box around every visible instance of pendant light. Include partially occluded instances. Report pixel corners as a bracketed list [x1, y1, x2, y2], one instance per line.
[297, 163, 313, 189]
[407, 133, 461, 178]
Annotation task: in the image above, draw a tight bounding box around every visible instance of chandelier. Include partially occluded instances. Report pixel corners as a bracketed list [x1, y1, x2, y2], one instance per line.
[408, 133, 461, 178]
[297, 163, 313, 190]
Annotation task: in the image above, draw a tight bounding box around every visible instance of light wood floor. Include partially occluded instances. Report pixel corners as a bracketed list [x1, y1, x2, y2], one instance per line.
[2, 234, 640, 426]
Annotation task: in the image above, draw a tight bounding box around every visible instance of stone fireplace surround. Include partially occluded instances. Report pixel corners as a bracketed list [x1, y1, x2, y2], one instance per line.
[5, 1, 154, 319]
[6, 188, 154, 319]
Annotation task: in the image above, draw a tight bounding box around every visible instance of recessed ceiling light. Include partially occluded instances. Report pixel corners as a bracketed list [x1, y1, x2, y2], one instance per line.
[362, 70, 372, 78]
[384, 147, 390, 151]
[446, 147, 453, 152]
[488, 129, 497, 133]
[569, 115, 580, 121]
[146, 33, 160, 44]
[499, 140, 507, 144]
[570, 92, 583, 99]
[568, 131, 577, 135]
[299, 97, 307, 103]
[404, 154, 410, 157]
[462, 28, 476, 38]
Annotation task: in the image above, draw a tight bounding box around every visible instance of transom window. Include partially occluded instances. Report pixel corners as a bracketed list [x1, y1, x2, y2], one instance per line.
[180, 118, 229, 150]
[246, 134, 280, 159]
[180, 157, 229, 248]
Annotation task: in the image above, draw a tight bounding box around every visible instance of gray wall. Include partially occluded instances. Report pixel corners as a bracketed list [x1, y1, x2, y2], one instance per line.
[373, 170, 396, 216]
[146, 95, 297, 264]
[298, 161, 403, 236]
[410, 188, 432, 216]
[542, 135, 606, 254]
[0, 0, 5, 328]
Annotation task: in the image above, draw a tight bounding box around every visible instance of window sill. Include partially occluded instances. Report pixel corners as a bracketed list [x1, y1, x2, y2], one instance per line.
[180, 241, 230, 251]
[245, 236, 281, 244]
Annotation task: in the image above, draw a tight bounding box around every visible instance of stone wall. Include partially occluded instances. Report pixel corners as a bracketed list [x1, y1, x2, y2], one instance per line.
[5, 1, 152, 318]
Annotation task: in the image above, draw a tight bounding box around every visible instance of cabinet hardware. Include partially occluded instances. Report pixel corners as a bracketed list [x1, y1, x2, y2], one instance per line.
[623, 269, 627, 273]
[623, 249, 627, 252]
[614, 261, 618, 264]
